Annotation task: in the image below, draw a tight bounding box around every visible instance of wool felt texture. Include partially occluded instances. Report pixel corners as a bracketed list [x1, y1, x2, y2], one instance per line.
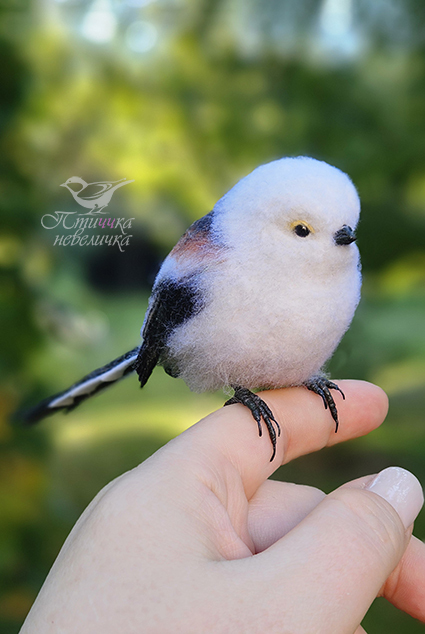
[21, 156, 361, 429]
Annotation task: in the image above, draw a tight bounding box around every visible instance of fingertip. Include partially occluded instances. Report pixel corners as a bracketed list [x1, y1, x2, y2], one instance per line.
[365, 466, 424, 530]
[260, 379, 388, 462]
[353, 380, 389, 419]
[330, 380, 389, 437]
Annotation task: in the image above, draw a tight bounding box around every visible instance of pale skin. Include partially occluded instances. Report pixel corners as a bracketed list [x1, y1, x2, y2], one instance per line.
[20, 381, 425, 633]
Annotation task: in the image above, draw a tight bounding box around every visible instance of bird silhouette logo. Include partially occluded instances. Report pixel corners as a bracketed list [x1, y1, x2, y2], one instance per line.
[60, 177, 134, 214]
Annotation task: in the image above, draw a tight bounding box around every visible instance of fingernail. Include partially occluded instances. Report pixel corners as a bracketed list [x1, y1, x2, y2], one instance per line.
[366, 466, 424, 529]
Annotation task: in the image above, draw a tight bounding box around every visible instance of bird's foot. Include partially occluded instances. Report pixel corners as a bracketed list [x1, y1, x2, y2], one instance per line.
[224, 387, 281, 461]
[303, 377, 345, 432]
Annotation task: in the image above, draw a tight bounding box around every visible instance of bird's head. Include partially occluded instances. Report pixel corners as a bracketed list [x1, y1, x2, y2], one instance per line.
[214, 156, 360, 275]
[60, 176, 87, 192]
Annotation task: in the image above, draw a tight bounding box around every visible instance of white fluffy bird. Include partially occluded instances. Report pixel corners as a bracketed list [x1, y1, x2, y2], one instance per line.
[23, 157, 361, 460]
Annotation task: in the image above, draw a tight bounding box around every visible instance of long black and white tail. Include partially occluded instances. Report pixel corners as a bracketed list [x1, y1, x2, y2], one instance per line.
[19, 347, 141, 425]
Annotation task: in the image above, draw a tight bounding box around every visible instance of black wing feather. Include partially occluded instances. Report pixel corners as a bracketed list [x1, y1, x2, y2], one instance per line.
[135, 277, 203, 386]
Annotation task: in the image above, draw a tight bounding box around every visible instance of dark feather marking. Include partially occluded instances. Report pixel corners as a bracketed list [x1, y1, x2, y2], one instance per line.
[135, 278, 203, 386]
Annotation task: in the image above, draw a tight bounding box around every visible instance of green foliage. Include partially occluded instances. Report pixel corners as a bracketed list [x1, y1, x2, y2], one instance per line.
[1, 1, 425, 631]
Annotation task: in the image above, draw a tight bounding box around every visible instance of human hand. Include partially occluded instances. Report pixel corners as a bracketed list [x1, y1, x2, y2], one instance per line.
[21, 381, 425, 633]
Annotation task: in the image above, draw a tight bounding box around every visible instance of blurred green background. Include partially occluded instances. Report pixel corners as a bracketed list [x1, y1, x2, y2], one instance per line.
[1, 0, 425, 631]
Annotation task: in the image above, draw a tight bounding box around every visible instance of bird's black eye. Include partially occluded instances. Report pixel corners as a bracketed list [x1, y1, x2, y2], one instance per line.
[293, 223, 311, 238]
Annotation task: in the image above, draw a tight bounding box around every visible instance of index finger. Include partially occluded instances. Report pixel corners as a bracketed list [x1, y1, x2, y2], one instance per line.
[172, 380, 388, 499]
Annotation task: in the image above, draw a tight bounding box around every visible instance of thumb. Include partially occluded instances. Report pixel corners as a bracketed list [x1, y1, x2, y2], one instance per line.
[230, 467, 423, 633]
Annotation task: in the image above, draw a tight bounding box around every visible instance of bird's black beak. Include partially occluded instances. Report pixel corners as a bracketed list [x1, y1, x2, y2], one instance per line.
[334, 225, 356, 246]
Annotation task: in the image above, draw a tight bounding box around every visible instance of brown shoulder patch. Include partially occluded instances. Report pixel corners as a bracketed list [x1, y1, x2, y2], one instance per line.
[170, 211, 222, 261]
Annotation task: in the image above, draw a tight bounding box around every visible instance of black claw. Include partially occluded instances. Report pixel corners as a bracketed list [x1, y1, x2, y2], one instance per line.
[304, 377, 344, 433]
[324, 380, 346, 401]
[224, 387, 280, 461]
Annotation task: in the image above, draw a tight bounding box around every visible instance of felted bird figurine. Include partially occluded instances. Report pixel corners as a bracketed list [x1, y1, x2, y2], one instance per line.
[21, 157, 361, 461]
[60, 177, 134, 214]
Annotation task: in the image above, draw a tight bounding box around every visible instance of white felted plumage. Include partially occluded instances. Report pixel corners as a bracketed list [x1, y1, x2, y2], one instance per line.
[22, 156, 361, 447]
[160, 156, 361, 392]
